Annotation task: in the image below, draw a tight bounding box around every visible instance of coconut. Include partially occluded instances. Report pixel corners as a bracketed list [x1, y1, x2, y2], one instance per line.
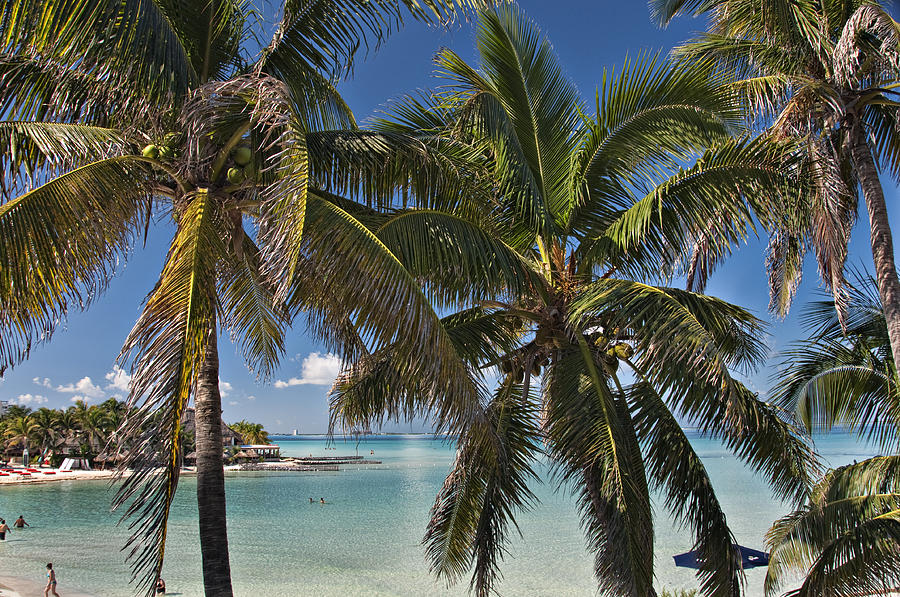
[142, 144, 159, 159]
[227, 167, 245, 184]
[158, 145, 175, 159]
[232, 146, 252, 166]
[613, 343, 634, 360]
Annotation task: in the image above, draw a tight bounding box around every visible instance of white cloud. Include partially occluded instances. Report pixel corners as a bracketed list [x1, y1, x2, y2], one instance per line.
[228, 401, 239, 407]
[219, 379, 233, 398]
[69, 395, 94, 404]
[105, 366, 131, 393]
[56, 376, 105, 399]
[33, 377, 52, 389]
[274, 352, 341, 387]
[246, 395, 257, 401]
[15, 393, 47, 405]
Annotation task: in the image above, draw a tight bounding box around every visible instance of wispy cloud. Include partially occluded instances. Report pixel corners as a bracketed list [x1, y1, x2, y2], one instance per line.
[69, 395, 95, 404]
[219, 379, 233, 398]
[274, 352, 341, 388]
[33, 377, 52, 389]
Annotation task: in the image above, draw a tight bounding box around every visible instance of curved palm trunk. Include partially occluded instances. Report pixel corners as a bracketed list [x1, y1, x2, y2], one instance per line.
[849, 129, 900, 379]
[195, 326, 234, 597]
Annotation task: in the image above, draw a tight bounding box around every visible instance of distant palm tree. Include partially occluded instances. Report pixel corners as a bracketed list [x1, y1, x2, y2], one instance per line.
[332, 7, 816, 596]
[3, 415, 38, 462]
[653, 0, 900, 384]
[30, 407, 62, 458]
[0, 1, 496, 595]
[767, 272, 900, 595]
[229, 420, 269, 445]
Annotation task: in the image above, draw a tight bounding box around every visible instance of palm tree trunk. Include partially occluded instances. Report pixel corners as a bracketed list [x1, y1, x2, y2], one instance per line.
[849, 127, 900, 378]
[195, 325, 234, 597]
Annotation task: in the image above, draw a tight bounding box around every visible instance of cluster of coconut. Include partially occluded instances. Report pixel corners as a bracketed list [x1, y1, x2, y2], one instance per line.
[226, 145, 254, 184]
[141, 132, 180, 160]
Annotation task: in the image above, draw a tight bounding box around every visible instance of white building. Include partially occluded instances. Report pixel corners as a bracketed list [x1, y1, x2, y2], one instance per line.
[0, 400, 9, 417]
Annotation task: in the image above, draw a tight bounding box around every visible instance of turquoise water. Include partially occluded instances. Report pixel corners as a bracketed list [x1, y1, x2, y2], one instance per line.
[0, 433, 881, 596]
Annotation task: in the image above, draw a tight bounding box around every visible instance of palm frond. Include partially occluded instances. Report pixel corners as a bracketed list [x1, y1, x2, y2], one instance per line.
[293, 195, 483, 432]
[375, 209, 539, 307]
[424, 381, 541, 597]
[0, 156, 150, 372]
[0, 0, 197, 110]
[0, 121, 128, 193]
[544, 345, 654, 596]
[259, 0, 492, 80]
[629, 380, 743, 596]
[218, 233, 289, 379]
[113, 189, 225, 595]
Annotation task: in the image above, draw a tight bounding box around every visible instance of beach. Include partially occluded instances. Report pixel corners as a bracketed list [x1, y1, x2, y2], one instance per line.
[0, 575, 95, 597]
[0, 433, 879, 596]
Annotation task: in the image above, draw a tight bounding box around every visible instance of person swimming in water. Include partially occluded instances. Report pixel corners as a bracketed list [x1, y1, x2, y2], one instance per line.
[14, 515, 28, 528]
[320, 497, 326, 504]
[309, 497, 314, 504]
[0, 519, 10, 540]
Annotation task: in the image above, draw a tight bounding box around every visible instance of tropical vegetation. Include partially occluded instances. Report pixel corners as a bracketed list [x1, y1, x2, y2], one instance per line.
[331, 6, 816, 596]
[0, 0, 497, 595]
[228, 420, 270, 445]
[766, 273, 900, 596]
[654, 0, 900, 377]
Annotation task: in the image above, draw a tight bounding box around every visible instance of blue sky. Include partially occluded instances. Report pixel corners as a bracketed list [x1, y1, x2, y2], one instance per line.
[1, 1, 897, 433]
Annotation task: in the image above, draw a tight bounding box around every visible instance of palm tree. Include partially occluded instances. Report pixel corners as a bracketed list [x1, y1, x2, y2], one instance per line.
[331, 7, 816, 596]
[0, 1, 495, 594]
[30, 407, 62, 460]
[653, 0, 900, 382]
[229, 420, 269, 445]
[3, 415, 38, 463]
[766, 274, 900, 595]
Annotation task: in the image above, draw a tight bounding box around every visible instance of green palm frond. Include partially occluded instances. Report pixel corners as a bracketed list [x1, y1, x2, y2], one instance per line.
[296, 195, 483, 431]
[113, 189, 225, 595]
[218, 234, 289, 379]
[375, 209, 539, 307]
[766, 457, 900, 597]
[0, 121, 128, 192]
[1, 0, 197, 109]
[771, 271, 900, 450]
[259, 0, 494, 81]
[436, 5, 584, 238]
[571, 279, 816, 502]
[596, 136, 799, 286]
[330, 305, 522, 433]
[0, 55, 155, 125]
[545, 346, 654, 597]
[0, 156, 150, 372]
[424, 381, 540, 597]
[629, 381, 742, 597]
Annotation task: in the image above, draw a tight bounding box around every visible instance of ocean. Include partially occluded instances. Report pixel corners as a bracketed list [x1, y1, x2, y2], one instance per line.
[0, 432, 881, 596]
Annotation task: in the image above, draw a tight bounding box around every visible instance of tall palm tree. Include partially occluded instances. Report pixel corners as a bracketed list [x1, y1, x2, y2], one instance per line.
[331, 7, 816, 596]
[0, 1, 495, 594]
[653, 0, 900, 381]
[229, 420, 269, 445]
[766, 273, 900, 595]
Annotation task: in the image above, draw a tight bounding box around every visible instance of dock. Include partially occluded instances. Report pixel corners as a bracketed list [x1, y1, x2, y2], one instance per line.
[238, 454, 382, 472]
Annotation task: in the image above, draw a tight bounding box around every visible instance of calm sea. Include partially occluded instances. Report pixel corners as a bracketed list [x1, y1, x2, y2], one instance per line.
[0, 432, 881, 596]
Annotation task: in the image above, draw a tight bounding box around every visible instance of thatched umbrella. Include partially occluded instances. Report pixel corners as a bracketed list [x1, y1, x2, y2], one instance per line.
[233, 450, 250, 459]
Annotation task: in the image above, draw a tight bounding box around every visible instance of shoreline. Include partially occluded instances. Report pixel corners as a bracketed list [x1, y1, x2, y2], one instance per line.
[0, 575, 96, 597]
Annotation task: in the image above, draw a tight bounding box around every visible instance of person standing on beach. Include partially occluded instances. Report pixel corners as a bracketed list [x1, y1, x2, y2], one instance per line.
[0, 519, 10, 540]
[14, 515, 28, 528]
[45, 563, 59, 597]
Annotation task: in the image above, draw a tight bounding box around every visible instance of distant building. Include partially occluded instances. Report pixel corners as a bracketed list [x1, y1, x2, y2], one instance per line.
[0, 400, 9, 417]
[292, 429, 298, 436]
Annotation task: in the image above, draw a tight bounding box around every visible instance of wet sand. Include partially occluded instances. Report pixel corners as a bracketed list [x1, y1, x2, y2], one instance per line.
[0, 575, 95, 597]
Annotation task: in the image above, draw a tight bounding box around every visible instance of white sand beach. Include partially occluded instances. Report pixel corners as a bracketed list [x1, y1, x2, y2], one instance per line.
[0, 575, 95, 597]
[0, 469, 116, 485]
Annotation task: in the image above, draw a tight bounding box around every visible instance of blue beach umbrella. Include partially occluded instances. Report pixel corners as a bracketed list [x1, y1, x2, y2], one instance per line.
[673, 545, 769, 569]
